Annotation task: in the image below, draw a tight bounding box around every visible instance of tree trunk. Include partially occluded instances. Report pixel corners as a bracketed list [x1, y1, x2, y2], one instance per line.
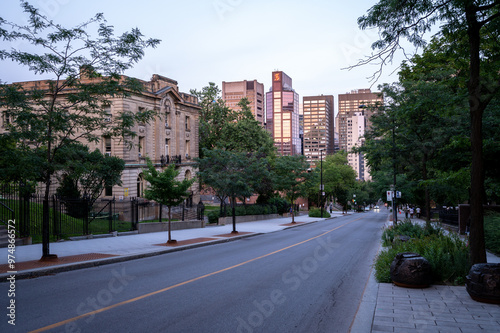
[42, 178, 51, 258]
[466, 5, 486, 264]
[422, 153, 431, 226]
[167, 206, 172, 243]
[231, 196, 237, 233]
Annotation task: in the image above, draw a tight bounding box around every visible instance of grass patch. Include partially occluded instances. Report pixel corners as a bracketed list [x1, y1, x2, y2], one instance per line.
[375, 219, 470, 285]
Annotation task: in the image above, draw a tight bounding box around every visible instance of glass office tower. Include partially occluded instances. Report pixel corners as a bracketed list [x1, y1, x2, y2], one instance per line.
[265, 71, 301, 155]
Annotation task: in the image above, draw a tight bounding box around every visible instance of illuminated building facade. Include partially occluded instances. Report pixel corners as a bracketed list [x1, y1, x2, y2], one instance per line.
[302, 95, 334, 165]
[265, 71, 301, 155]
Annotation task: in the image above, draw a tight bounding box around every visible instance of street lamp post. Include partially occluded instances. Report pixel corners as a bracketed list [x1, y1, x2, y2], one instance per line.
[320, 150, 324, 218]
[392, 116, 398, 225]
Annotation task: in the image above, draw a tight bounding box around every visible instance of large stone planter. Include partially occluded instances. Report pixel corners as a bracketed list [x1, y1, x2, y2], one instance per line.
[466, 263, 500, 304]
[390, 252, 433, 288]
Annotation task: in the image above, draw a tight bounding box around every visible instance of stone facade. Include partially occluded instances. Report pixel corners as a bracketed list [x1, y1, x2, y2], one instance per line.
[1, 73, 201, 204]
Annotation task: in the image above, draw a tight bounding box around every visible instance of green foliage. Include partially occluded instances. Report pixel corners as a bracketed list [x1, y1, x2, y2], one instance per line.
[142, 158, 195, 210]
[206, 205, 278, 224]
[0, 2, 159, 187]
[381, 219, 442, 246]
[268, 197, 289, 215]
[485, 211, 500, 255]
[306, 152, 357, 209]
[374, 247, 399, 283]
[375, 222, 470, 285]
[272, 155, 311, 213]
[197, 148, 257, 206]
[0, 135, 44, 183]
[356, 0, 500, 265]
[55, 143, 125, 204]
[207, 210, 220, 224]
[308, 208, 331, 218]
[191, 85, 275, 158]
[0, 2, 159, 252]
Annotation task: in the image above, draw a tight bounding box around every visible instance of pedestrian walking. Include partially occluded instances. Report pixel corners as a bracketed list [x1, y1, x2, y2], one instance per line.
[404, 206, 408, 219]
[416, 207, 421, 218]
[409, 207, 414, 219]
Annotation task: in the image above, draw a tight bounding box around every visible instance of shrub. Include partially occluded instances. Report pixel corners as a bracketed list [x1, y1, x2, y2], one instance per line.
[381, 218, 442, 246]
[268, 197, 289, 215]
[308, 208, 331, 218]
[485, 211, 500, 255]
[207, 211, 219, 224]
[375, 222, 470, 285]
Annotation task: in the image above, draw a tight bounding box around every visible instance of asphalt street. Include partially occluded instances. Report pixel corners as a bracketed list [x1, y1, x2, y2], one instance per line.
[1, 211, 386, 333]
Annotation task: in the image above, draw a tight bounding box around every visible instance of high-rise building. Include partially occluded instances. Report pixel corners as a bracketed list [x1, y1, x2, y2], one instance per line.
[222, 80, 265, 126]
[265, 71, 301, 155]
[302, 95, 334, 165]
[336, 89, 383, 181]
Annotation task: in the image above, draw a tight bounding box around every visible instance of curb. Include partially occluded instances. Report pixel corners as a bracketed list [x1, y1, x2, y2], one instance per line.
[0, 232, 262, 282]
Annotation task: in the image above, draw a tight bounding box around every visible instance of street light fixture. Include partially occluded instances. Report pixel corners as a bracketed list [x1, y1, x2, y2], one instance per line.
[320, 149, 324, 218]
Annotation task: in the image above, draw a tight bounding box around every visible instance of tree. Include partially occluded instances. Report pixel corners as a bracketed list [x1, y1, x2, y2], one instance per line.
[320, 152, 357, 213]
[142, 159, 195, 243]
[192, 85, 276, 204]
[0, 135, 44, 184]
[197, 148, 261, 233]
[55, 143, 125, 206]
[361, 37, 470, 221]
[191, 85, 275, 157]
[272, 155, 311, 223]
[219, 97, 275, 155]
[355, 0, 500, 264]
[0, 2, 160, 258]
[190, 83, 236, 158]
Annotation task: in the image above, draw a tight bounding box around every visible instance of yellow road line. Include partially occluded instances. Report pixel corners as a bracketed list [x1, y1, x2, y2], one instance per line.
[31, 217, 362, 332]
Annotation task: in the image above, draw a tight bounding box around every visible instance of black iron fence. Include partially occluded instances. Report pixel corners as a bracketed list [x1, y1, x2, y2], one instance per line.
[0, 183, 204, 240]
[0, 183, 129, 239]
[128, 197, 204, 225]
[439, 208, 459, 225]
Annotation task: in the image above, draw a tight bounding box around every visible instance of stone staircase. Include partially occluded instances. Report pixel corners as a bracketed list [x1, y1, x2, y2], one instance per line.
[0, 222, 25, 248]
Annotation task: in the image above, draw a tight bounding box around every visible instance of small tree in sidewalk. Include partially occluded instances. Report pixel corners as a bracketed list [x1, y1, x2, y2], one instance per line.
[142, 158, 195, 243]
[272, 155, 311, 223]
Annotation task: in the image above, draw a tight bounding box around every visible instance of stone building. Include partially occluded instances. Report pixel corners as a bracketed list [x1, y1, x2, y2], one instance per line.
[1, 73, 201, 204]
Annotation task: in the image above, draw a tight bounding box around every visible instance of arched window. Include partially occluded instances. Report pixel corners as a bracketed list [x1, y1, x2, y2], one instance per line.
[137, 174, 145, 197]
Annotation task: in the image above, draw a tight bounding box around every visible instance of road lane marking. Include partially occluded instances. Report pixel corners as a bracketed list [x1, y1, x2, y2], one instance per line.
[30, 217, 364, 332]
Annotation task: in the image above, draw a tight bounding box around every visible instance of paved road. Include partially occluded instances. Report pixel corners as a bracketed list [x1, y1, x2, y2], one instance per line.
[3, 211, 386, 333]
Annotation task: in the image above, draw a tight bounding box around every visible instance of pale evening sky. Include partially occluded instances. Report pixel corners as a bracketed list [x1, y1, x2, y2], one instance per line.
[0, 0, 409, 114]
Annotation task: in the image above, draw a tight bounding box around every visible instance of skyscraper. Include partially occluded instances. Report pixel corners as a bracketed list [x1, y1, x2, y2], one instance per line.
[336, 89, 383, 181]
[265, 71, 301, 155]
[222, 80, 265, 126]
[302, 95, 334, 165]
